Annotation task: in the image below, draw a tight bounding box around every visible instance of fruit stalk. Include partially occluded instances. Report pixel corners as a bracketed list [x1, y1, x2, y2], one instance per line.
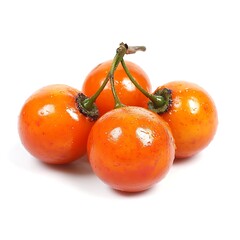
[77, 42, 147, 115]
[121, 59, 172, 113]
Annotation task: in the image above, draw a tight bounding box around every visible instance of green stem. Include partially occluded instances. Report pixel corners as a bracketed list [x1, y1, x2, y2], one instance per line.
[81, 72, 110, 110]
[121, 59, 163, 106]
[109, 43, 127, 108]
[121, 59, 172, 113]
[109, 74, 125, 109]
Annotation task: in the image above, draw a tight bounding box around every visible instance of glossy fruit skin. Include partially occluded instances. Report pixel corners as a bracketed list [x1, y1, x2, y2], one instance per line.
[87, 106, 175, 192]
[155, 81, 218, 159]
[82, 60, 151, 116]
[18, 84, 94, 164]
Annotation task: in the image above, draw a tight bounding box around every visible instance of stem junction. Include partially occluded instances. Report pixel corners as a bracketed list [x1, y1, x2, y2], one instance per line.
[76, 42, 147, 119]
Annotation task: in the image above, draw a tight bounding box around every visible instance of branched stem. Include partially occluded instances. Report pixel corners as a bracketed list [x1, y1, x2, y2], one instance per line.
[79, 42, 147, 113]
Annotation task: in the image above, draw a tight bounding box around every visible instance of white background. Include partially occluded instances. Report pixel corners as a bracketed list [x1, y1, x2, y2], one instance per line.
[1, 0, 239, 239]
